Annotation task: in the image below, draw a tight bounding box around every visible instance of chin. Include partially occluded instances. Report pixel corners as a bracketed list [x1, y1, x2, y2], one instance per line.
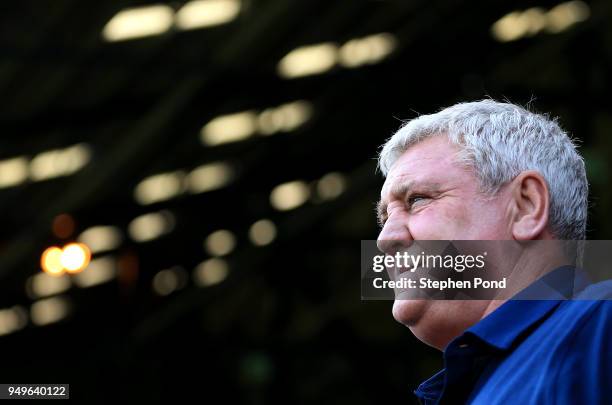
[393, 299, 462, 350]
[392, 299, 429, 326]
[394, 300, 487, 350]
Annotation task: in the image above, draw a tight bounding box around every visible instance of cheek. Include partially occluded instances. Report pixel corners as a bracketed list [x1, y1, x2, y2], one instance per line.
[408, 204, 469, 239]
[462, 201, 509, 239]
[410, 197, 510, 240]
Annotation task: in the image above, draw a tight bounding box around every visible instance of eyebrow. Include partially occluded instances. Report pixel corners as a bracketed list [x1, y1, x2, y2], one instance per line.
[376, 181, 442, 226]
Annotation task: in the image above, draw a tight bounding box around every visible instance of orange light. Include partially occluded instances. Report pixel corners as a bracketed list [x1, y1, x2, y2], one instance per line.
[41, 247, 64, 276]
[60, 243, 91, 273]
[52, 213, 76, 239]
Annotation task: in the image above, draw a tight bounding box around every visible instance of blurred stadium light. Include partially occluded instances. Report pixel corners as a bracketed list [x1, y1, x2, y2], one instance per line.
[0, 157, 28, 189]
[128, 211, 175, 242]
[0, 306, 28, 336]
[103, 0, 241, 42]
[30, 296, 70, 326]
[52, 214, 76, 239]
[270, 180, 310, 211]
[186, 162, 234, 194]
[204, 229, 236, 256]
[277, 43, 339, 79]
[193, 258, 229, 286]
[30, 296, 71, 326]
[175, 0, 241, 30]
[40, 247, 65, 276]
[102, 5, 174, 42]
[152, 266, 188, 296]
[60, 243, 91, 274]
[257, 101, 313, 135]
[26, 273, 71, 299]
[248, 219, 277, 246]
[201, 110, 258, 146]
[29, 144, 91, 182]
[134, 171, 187, 205]
[72, 256, 117, 288]
[200, 100, 313, 145]
[77, 226, 123, 254]
[315, 172, 347, 201]
[491, 1, 590, 42]
[338, 33, 397, 68]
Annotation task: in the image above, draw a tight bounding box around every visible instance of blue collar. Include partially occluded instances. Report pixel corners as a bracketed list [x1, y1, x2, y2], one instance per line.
[415, 298, 561, 402]
[467, 265, 589, 350]
[465, 299, 561, 350]
[415, 265, 589, 402]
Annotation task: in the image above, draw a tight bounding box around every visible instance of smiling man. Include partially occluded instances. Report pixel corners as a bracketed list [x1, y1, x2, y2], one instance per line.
[375, 100, 611, 404]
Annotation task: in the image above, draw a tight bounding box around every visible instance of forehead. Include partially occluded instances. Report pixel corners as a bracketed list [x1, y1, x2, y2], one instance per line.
[381, 135, 465, 197]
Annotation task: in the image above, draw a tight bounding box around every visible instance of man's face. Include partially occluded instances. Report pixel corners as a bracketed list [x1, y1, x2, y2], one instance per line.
[377, 135, 513, 349]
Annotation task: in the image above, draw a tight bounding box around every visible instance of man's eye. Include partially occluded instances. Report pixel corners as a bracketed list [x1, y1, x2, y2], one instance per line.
[406, 195, 428, 209]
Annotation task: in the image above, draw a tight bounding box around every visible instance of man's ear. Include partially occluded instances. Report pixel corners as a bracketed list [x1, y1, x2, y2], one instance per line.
[509, 171, 550, 240]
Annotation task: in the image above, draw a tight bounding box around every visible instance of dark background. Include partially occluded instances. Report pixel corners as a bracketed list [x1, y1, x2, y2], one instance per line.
[0, 0, 610, 403]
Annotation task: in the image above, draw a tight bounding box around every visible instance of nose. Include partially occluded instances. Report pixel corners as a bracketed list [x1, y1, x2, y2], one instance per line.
[376, 218, 413, 255]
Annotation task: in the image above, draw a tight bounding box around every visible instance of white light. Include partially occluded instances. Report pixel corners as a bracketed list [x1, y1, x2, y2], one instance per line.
[270, 180, 310, 211]
[546, 1, 590, 33]
[41, 246, 64, 276]
[491, 11, 528, 42]
[257, 109, 283, 135]
[152, 267, 187, 296]
[102, 5, 174, 42]
[176, 0, 240, 30]
[316, 172, 346, 200]
[491, 2, 590, 42]
[525, 8, 548, 36]
[77, 226, 123, 254]
[72, 257, 117, 288]
[187, 162, 233, 194]
[248, 219, 276, 246]
[59, 243, 91, 273]
[277, 101, 313, 131]
[491, 8, 548, 42]
[364, 33, 397, 62]
[0, 306, 28, 336]
[204, 229, 236, 256]
[134, 171, 186, 205]
[128, 211, 175, 242]
[26, 273, 71, 299]
[30, 296, 70, 326]
[257, 101, 312, 135]
[339, 33, 397, 68]
[201, 111, 258, 146]
[193, 258, 228, 286]
[29, 143, 91, 181]
[0, 157, 28, 189]
[277, 43, 338, 79]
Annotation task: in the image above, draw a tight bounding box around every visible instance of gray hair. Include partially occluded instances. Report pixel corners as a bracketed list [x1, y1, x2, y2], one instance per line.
[378, 99, 588, 240]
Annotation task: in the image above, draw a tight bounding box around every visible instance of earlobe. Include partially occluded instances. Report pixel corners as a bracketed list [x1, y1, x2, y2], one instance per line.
[510, 171, 550, 240]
